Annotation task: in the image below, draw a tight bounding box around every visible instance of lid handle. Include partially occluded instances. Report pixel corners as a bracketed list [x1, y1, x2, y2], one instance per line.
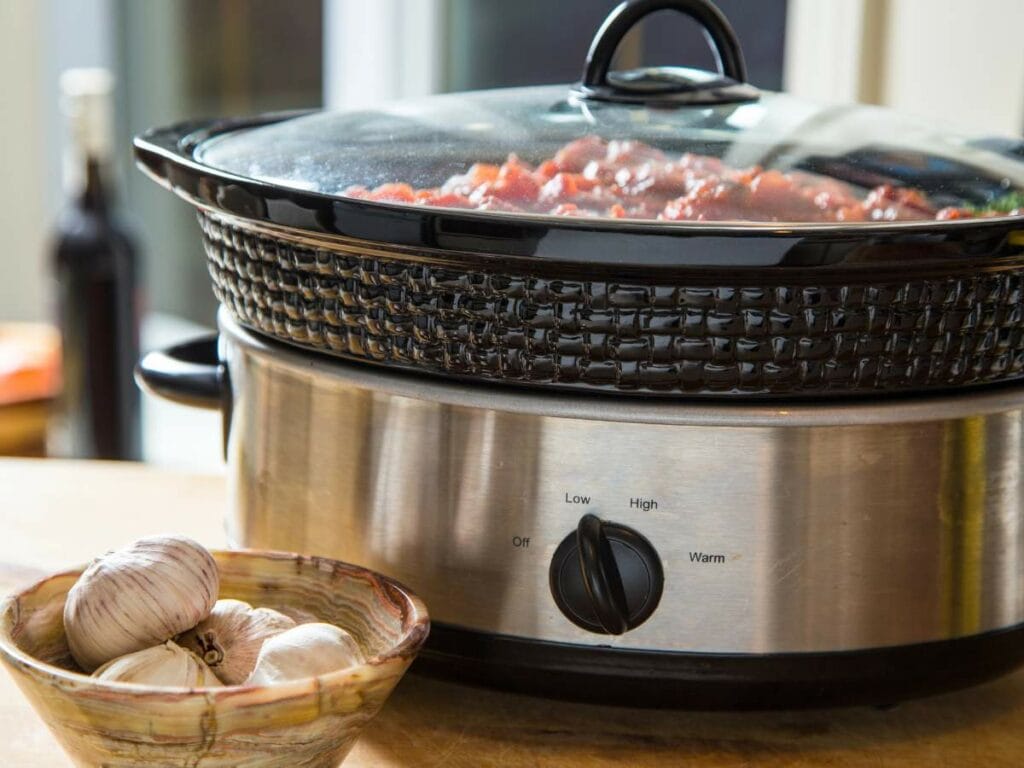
[574, 0, 758, 106]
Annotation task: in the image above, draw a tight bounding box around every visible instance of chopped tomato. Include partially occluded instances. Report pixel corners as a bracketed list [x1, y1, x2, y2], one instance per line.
[936, 206, 969, 220]
[539, 172, 598, 202]
[366, 182, 415, 203]
[535, 159, 560, 181]
[441, 163, 500, 197]
[482, 157, 541, 204]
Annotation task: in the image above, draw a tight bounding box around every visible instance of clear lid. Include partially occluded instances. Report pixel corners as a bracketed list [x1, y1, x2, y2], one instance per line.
[195, 1, 1024, 228]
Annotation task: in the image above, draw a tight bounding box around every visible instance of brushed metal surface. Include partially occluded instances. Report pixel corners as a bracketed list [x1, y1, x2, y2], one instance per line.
[220, 312, 1024, 654]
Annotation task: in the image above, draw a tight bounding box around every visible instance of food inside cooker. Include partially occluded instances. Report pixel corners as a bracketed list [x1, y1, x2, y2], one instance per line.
[345, 136, 1022, 223]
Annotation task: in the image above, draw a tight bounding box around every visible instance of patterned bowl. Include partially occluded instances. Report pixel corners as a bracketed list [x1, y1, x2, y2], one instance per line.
[0, 550, 429, 767]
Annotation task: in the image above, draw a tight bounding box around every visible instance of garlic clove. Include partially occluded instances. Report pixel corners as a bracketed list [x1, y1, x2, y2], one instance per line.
[177, 599, 296, 685]
[93, 641, 223, 688]
[245, 623, 366, 685]
[64, 535, 219, 672]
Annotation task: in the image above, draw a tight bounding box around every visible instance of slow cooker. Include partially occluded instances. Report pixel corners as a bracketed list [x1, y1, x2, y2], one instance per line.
[134, 0, 1024, 707]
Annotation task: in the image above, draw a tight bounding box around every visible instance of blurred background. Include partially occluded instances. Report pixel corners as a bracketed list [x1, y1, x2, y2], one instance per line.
[1, 0, 1022, 467]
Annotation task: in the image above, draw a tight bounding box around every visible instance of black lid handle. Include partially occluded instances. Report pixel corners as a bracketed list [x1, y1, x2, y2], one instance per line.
[576, 513, 631, 635]
[574, 0, 757, 106]
[583, 0, 747, 88]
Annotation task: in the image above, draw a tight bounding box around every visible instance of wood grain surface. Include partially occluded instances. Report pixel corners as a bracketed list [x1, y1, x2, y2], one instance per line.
[1, 458, 1023, 767]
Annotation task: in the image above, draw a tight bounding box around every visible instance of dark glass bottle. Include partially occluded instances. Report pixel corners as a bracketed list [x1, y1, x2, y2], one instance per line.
[52, 69, 141, 460]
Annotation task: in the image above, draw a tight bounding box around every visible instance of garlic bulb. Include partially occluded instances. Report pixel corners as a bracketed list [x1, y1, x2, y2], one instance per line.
[246, 623, 366, 685]
[64, 535, 219, 672]
[177, 599, 296, 685]
[93, 641, 223, 688]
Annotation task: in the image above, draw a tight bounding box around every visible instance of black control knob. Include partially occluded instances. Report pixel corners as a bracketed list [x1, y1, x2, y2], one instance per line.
[549, 514, 664, 635]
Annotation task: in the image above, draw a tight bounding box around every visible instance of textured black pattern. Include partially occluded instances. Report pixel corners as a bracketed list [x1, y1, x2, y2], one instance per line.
[200, 213, 1024, 396]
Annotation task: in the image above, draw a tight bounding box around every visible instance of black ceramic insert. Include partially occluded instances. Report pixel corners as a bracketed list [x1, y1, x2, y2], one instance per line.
[200, 212, 1024, 397]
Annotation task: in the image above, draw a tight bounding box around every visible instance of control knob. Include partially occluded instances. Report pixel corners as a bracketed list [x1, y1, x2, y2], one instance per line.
[549, 513, 664, 635]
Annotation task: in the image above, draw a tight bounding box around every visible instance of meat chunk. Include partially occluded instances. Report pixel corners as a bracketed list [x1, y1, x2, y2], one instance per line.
[346, 135, 991, 224]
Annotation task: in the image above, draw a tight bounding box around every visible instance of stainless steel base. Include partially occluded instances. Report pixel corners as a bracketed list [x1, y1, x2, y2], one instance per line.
[221, 310, 1024, 655]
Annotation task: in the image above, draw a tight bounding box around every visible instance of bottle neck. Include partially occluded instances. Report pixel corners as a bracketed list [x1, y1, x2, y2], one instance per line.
[60, 69, 117, 215]
[79, 155, 112, 213]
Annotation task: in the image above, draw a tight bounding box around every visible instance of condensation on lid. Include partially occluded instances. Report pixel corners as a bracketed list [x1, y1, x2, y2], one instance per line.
[196, 84, 1024, 227]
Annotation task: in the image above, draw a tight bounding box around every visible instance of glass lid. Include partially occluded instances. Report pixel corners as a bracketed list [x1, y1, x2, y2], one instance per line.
[195, 0, 1024, 229]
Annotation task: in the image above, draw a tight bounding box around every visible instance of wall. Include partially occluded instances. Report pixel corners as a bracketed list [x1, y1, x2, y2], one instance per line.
[786, 0, 1024, 136]
[0, 1, 48, 321]
[880, 0, 1024, 136]
[0, 0, 121, 323]
[324, 0, 443, 110]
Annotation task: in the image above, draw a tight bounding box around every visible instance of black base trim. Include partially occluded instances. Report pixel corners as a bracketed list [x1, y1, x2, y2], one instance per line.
[413, 622, 1024, 709]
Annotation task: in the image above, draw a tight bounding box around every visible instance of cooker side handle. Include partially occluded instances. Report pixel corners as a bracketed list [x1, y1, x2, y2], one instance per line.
[135, 335, 232, 460]
[135, 335, 226, 410]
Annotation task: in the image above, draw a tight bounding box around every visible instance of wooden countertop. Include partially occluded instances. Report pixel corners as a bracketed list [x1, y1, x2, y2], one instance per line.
[2, 458, 1024, 767]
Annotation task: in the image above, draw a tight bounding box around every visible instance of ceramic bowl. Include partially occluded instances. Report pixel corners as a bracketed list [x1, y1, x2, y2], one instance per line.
[0, 550, 429, 767]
